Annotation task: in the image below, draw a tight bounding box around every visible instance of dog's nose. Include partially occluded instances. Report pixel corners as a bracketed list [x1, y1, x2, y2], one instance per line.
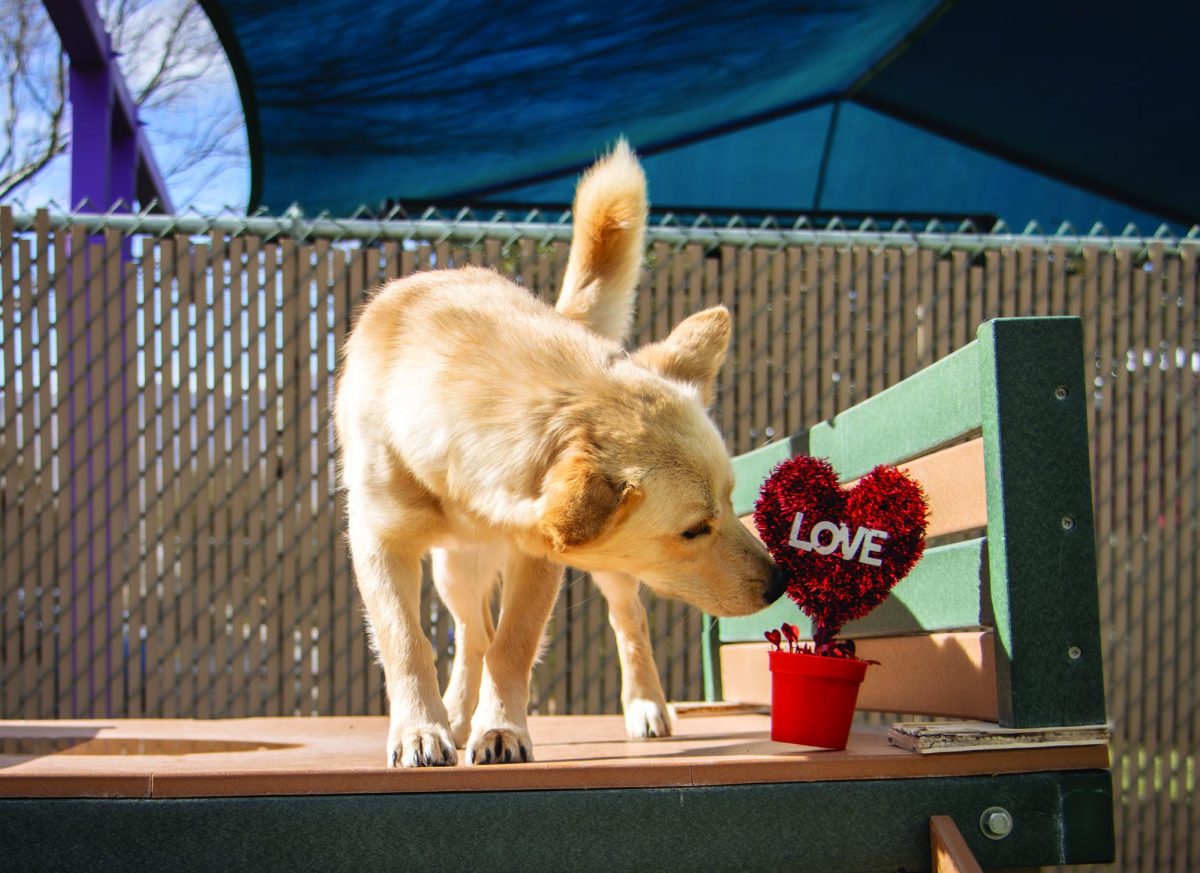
[763, 565, 788, 605]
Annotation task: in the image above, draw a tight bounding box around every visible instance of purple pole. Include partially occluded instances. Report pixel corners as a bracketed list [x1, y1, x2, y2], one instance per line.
[47, 0, 174, 214]
[68, 65, 116, 212]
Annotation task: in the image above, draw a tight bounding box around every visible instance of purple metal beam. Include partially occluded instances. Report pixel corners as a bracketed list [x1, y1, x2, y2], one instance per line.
[45, 0, 174, 212]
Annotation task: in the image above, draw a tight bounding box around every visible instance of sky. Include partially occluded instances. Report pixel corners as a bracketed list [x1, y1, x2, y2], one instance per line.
[8, 0, 250, 214]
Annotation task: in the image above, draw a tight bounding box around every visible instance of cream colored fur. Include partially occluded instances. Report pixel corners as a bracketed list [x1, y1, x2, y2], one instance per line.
[336, 141, 781, 768]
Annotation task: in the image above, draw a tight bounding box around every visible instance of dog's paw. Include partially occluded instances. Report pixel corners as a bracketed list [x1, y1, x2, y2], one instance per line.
[624, 697, 672, 739]
[387, 723, 458, 768]
[466, 726, 533, 765]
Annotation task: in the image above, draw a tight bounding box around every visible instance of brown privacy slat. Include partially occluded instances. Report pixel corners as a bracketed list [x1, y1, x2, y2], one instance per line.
[295, 238, 317, 715]
[1111, 248, 1136, 873]
[752, 247, 769, 441]
[0, 210, 19, 718]
[119, 236, 143, 719]
[867, 247, 885, 400]
[718, 633, 998, 722]
[850, 246, 868, 406]
[194, 236, 218, 720]
[103, 229, 130, 720]
[317, 247, 341, 715]
[298, 240, 323, 715]
[901, 245, 920, 380]
[1157, 247, 1179, 870]
[738, 437, 987, 543]
[1179, 248, 1199, 873]
[86, 238, 110, 716]
[272, 239, 296, 716]
[133, 242, 157, 719]
[950, 250, 969, 351]
[14, 236, 35, 717]
[35, 214, 58, 720]
[915, 245, 935, 370]
[929, 815, 984, 873]
[204, 229, 226, 719]
[61, 227, 83, 717]
[178, 239, 202, 718]
[1016, 245, 1033, 317]
[147, 236, 170, 718]
[1142, 245, 1165, 872]
[768, 249, 787, 439]
[1126, 250, 1148, 873]
[250, 235, 273, 718]
[818, 245, 838, 422]
[935, 250, 952, 362]
[231, 235, 255, 718]
[835, 247, 853, 414]
[226, 235, 248, 717]
[783, 247, 803, 434]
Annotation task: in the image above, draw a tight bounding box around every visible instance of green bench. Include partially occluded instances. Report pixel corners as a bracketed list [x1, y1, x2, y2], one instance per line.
[0, 317, 1113, 873]
[708, 315, 1114, 870]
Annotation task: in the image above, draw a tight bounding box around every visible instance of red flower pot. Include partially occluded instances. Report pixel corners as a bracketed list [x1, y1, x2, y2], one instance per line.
[769, 649, 870, 750]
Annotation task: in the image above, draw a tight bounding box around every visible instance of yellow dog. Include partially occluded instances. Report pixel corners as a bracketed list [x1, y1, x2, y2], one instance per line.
[336, 142, 783, 767]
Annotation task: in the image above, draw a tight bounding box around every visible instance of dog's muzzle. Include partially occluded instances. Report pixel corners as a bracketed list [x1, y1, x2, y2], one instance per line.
[763, 565, 788, 605]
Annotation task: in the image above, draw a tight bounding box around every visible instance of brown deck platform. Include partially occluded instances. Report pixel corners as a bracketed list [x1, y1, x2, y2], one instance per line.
[0, 712, 1109, 800]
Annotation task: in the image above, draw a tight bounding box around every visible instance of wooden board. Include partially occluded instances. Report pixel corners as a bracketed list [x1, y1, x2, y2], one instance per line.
[0, 715, 1110, 799]
[930, 815, 984, 873]
[889, 720, 1110, 755]
[719, 632, 999, 721]
[738, 436, 987, 542]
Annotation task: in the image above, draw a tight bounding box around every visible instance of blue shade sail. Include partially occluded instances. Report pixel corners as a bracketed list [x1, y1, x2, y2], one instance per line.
[199, 0, 1198, 228]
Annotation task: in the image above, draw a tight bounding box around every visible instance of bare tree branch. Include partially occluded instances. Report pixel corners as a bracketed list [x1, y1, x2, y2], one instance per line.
[1, 0, 246, 209]
[0, 1, 70, 200]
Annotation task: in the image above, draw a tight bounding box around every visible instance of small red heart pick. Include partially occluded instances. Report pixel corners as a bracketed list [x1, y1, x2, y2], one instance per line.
[754, 456, 928, 640]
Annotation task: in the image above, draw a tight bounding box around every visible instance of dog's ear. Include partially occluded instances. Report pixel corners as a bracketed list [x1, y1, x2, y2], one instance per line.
[633, 306, 730, 406]
[540, 445, 639, 552]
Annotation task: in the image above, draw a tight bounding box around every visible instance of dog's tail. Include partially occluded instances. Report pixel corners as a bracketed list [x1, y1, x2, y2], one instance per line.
[556, 138, 647, 344]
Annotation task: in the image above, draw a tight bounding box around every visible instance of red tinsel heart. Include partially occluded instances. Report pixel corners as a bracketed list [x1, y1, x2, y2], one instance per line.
[753, 456, 928, 640]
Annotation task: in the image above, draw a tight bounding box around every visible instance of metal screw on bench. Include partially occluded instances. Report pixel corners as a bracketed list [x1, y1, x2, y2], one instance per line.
[1054, 385, 1069, 400]
[1068, 646, 1083, 660]
[1061, 516, 1075, 530]
[980, 807, 1014, 840]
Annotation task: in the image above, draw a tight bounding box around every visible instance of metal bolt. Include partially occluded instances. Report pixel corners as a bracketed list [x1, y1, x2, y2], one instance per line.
[1054, 385, 1069, 400]
[981, 807, 1014, 840]
[1061, 516, 1076, 530]
[1069, 646, 1082, 660]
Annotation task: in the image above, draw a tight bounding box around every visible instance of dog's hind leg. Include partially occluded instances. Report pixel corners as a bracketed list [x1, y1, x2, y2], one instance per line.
[466, 552, 563, 764]
[431, 544, 503, 747]
[348, 509, 457, 768]
[591, 570, 672, 738]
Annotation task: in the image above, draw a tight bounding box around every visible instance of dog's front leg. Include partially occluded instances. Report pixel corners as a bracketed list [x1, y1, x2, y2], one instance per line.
[591, 570, 672, 738]
[466, 552, 563, 764]
[349, 521, 457, 767]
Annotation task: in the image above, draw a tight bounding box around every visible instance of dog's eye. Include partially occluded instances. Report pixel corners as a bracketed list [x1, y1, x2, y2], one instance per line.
[681, 523, 712, 540]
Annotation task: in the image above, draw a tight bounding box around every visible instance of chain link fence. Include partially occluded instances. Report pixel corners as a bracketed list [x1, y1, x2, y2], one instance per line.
[0, 205, 1196, 871]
